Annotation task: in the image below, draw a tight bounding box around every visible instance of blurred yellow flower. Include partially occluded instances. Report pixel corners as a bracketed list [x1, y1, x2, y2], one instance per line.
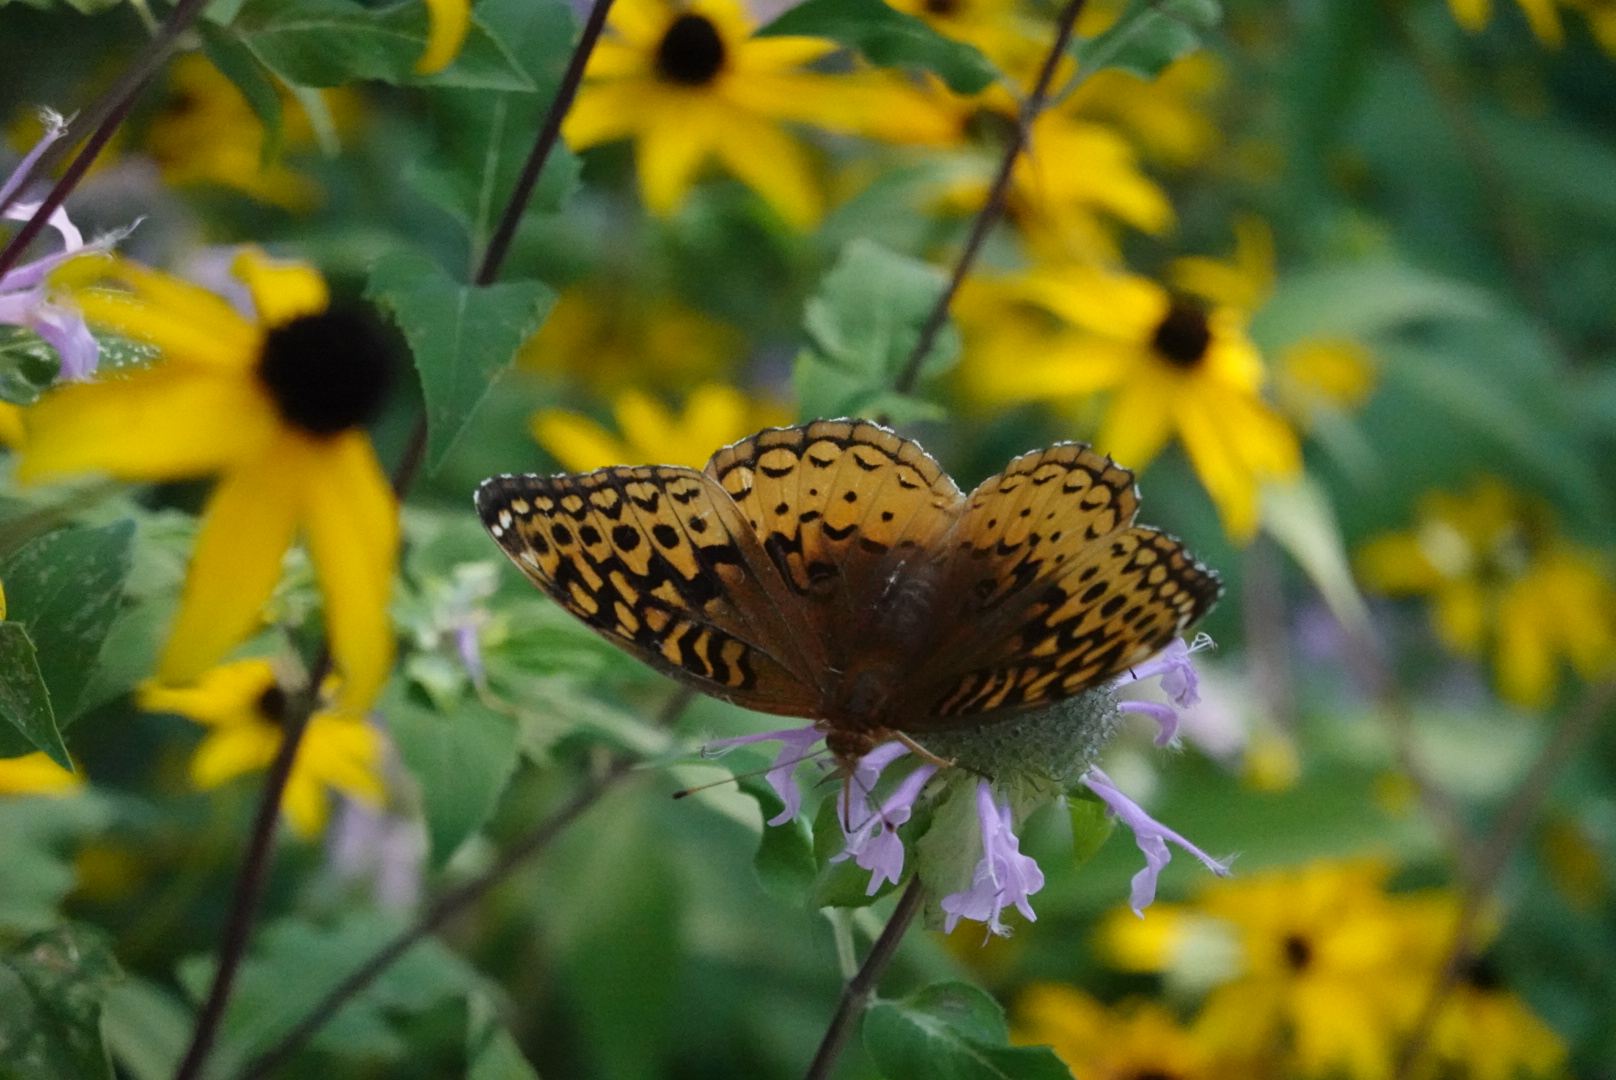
[517, 283, 745, 391]
[1447, 0, 1563, 45]
[145, 54, 359, 211]
[1014, 984, 1220, 1080]
[533, 383, 783, 471]
[18, 251, 399, 714]
[0, 752, 82, 796]
[563, 0, 955, 227]
[416, 0, 473, 74]
[139, 660, 383, 838]
[1065, 53, 1223, 168]
[1107, 860, 1432, 1080]
[884, 0, 1049, 84]
[0, 402, 22, 448]
[1356, 478, 1616, 707]
[959, 262, 1300, 541]
[1278, 337, 1378, 421]
[1563, 0, 1616, 55]
[941, 110, 1172, 264]
[1426, 960, 1568, 1080]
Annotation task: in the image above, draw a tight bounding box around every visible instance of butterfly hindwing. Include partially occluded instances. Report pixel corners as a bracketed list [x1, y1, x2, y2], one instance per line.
[476, 467, 821, 716]
[899, 444, 1220, 722]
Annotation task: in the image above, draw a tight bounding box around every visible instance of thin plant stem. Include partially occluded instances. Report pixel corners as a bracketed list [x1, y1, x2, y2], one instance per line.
[0, 0, 211, 267]
[891, 0, 1088, 396]
[172, 7, 619, 1074]
[231, 687, 693, 1079]
[802, 876, 926, 1080]
[475, 0, 617, 286]
[1393, 674, 1616, 1080]
[171, 650, 331, 1080]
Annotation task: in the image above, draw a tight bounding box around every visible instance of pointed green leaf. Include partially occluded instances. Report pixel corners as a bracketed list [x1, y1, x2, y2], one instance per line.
[864, 981, 1072, 1080]
[367, 252, 554, 472]
[0, 327, 62, 407]
[0, 623, 66, 766]
[759, 0, 998, 94]
[232, 0, 536, 91]
[0, 520, 135, 728]
[467, 992, 542, 1080]
[1070, 0, 1219, 82]
[198, 21, 286, 166]
[0, 925, 120, 1080]
[386, 686, 519, 868]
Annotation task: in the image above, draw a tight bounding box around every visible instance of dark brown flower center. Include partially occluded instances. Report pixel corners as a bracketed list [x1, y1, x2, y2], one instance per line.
[1151, 299, 1213, 369]
[257, 308, 394, 437]
[1130, 1072, 1180, 1080]
[256, 684, 289, 727]
[924, 0, 961, 15]
[1283, 933, 1313, 972]
[656, 14, 726, 86]
[1463, 955, 1502, 992]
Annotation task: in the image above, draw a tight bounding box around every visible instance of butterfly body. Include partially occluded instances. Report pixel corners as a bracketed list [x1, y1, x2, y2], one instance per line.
[477, 419, 1220, 768]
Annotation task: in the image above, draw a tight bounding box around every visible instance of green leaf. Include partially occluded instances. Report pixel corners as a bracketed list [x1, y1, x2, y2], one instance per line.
[0, 520, 135, 728]
[1070, 0, 1219, 81]
[177, 912, 475, 1068]
[0, 623, 65, 766]
[232, 0, 536, 91]
[738, 776, 817, 904]
[758, 0, 998, 94]
[99, 978, 192, 1080]
[386, 687, 519, 868]
[0, 925, 120, 1080]
[0, 795, 112, 932]
[408, 0, 582, 250]
[864, 981, 1071, 1080]
[198, 21, 285, 166]
[368, 252, 555, 473]
[795, 239, 955, 421]
[1067, 791, 1116, 869]
[466, 992, 541, 1080]
[0, 326, 62, 407]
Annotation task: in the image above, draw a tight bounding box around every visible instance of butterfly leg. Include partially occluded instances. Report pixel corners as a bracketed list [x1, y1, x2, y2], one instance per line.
[895, 731, 955, 770]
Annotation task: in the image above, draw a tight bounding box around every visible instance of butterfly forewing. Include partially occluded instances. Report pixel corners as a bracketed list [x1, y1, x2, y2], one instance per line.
[897, 444, 1220, 723]
[704, 419, 963, 665]
[476, 467, 821, 716]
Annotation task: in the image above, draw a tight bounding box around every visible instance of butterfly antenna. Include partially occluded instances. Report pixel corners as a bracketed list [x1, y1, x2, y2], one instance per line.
[671, 747, 826, 800]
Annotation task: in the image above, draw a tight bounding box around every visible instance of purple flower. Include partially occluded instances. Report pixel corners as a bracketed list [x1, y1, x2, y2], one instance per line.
[704, 724, 825, 825]
[940, 780, 1046, 937]
[833, 757, 938, 894]
[1080, 766, 1231, 916]
[452, 619, 484, 682]
[1, 117, 106, 381]
[1114, 634, 1213, 746]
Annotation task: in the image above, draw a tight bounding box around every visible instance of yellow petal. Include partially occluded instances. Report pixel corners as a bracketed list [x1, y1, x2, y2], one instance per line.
[564, 79, 656, 150]
[1448, 0, 1492, 31]
[531, 408, 634, 471]
[636, 95, 719, 216]
[415, 0, 472, 74]
[75, 287, 258, 371]
[233, 248, 329, 328]
[159, 445, 301, 685]
[0, 752, 82, 796]
[1174, 387, 1264, 542]
[191, 723, 280, 789]
[1095, 372, 1176, 472]
[299, 431, 399, 713]
[612, 388, 680, 461]
[0, 402, 27, 450]
[711, 107, 821, 228]
[1433, 579, 1488, 657]
[17, 367, 277, 484]
[608, 0, 679, 50]
[304, 713, 385, 805]
[280, 767, 331, 838]
[138, 659, 279, 726]
[1355, 533, 1442, 595]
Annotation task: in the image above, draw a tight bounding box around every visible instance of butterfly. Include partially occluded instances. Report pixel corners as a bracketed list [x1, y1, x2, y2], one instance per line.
[475, 419, 1220, 767]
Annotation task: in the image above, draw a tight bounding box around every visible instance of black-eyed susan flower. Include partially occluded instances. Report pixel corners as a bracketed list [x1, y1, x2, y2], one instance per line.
[1103, 860, 1434, 1080]
[1013, 984, 1218, 1080]
[1427, 957, 1568, 1080]
[885, 0, 1049, 84]
[1065, 53, 1223, 168]
[531, 383, 787, 471]
[561, 0, 955, 227]
[960, 261, 1301, 542]
[18, 250, 399, 714]
[145, 55, 361, 211]
[1356, 478, 1616, 708]
[139, 660, 383, 838]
